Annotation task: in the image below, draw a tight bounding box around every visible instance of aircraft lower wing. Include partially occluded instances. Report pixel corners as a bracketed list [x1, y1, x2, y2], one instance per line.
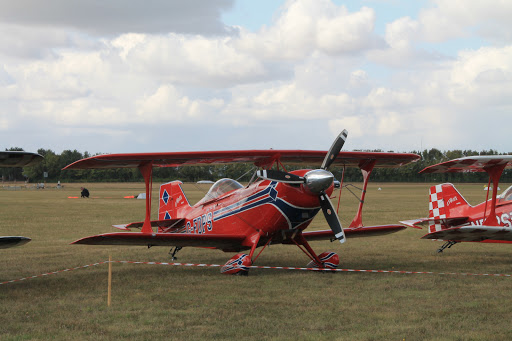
[422, 226, 512, 243]
[299, 225, 406, 242]
[0, 236, 31, 249]
[72, 232, 247, 249]
[73, 225, 406, 249]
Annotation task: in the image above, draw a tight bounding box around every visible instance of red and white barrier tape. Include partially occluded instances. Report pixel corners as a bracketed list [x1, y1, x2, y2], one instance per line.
[0, 261, 106, 285]
[2, 260, 510, 285]
[111, 260, 512, 277]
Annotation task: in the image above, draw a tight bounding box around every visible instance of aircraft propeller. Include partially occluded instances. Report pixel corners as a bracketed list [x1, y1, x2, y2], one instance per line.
[256, 130, 348, 243]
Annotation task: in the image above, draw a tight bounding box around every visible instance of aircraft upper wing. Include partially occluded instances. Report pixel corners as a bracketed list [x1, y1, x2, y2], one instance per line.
[63, 150, 419, 170]
[422, 226, 512, 243]
[0, 151, 43, 168]
[420, 155, 512, 174]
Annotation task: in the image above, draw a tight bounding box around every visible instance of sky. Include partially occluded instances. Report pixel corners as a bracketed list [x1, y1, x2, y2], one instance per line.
[1, 0, 512, 155]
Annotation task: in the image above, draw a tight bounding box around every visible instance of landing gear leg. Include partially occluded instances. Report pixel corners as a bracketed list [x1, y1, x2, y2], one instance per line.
[437, 241, 458, 253]
[169, 246, 182, 260]
[291, 234, 339, 270]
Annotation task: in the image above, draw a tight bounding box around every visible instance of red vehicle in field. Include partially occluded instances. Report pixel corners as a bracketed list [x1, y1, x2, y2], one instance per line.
[65, 131, 420, 274]
[401, 155, 512, 252]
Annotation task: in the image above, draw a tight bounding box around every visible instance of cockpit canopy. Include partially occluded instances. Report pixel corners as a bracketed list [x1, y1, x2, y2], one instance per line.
[197, 178, 243, 205]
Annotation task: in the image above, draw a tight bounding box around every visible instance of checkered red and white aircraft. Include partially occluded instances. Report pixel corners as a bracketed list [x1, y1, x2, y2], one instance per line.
[64, 131, 420, 275]
[0, 151, 43, 248]
[401, 155, 512, 253]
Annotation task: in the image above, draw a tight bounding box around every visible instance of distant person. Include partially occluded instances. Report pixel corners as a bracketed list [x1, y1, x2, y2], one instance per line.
[81, 187, 90, 198]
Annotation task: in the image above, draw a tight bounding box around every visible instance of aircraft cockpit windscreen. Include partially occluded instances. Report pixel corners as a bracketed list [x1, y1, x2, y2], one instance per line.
[498, 185, 512, 201]
[197, 178, 243, 204]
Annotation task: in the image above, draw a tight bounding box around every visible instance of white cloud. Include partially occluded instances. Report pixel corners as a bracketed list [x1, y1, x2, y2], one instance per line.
[419, 0, 512, 43]
[329, 116, 363, 139]
[2, 0, 512, 154]
[385, 16, 419, 50]
[0, 0, 234, 37]
[236, 0, 382, 60]
[136, 84, 225, 123]
[0, 23, 72, 60]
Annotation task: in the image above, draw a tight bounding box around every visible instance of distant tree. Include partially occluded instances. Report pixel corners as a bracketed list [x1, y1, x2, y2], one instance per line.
[4, 146, 512, 183]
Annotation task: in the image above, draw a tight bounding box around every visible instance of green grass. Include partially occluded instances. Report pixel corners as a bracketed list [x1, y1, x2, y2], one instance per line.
[1, 182, 512, 340]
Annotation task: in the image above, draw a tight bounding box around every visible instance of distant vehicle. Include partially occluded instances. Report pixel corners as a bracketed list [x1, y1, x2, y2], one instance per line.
[401, 155, 512, 252]
[0, 151, 43, 248]
[64, 131, 420, 275]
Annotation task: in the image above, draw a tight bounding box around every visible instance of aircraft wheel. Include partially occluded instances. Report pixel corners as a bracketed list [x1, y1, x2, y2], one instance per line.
[221, 253, 251, 275]
[306, 251, 339, 269]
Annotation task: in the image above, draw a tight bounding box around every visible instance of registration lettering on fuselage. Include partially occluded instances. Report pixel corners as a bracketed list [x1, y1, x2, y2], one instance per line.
[186, 212, 213, 234]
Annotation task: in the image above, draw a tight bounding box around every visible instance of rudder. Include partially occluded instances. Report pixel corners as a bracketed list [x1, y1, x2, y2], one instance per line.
[428, 183, 469, 233]
[159, 181, 191, 220]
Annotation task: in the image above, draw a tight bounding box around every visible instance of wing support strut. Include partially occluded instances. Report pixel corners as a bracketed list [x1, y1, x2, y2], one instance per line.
[482, 163, 507, 226]
[291, 234, 324, 266]
[138, 162, 154, 234]
[349, 159, 376, 228]
[336, 165, 346, 215]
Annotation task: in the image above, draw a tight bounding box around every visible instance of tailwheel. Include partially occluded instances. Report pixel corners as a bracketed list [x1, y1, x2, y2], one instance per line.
[221, 253, 252, 275]
[306, 252, 339, 269]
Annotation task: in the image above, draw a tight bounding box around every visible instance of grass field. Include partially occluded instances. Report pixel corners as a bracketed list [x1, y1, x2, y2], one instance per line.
[1, 182, 512, 340]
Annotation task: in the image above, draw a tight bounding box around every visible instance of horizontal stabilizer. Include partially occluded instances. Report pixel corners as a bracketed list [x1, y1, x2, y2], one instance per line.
[72, 232, 246, 249]
[422, 226, 512, 243]
[113, 225, 131, 231]
[113, 219, 185, 231]
[299, 224, 406, 242]
[400, 216, 469, 229]
[398, 219, 425, 229]
[0, 236, 31, 249]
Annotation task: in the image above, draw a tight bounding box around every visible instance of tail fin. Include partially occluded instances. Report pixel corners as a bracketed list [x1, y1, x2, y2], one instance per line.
[428, 183, 469, 233]
[158, 181, 191, 220]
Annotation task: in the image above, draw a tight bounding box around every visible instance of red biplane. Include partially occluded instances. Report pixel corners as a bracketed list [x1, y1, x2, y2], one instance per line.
[0, 151, 43, 248]
[64, 131, 420, 274]
[401, 155, 512, 252]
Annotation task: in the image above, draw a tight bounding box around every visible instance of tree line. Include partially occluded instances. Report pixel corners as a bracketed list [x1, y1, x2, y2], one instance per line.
[2, 147, 511, 184]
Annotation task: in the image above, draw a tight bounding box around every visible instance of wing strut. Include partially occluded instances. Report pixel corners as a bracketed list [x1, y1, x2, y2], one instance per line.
[348, 159, 376, 228]
[138, 162, 154, 234]
[336, 165, 346, 215]
[482, 163, 507, 226]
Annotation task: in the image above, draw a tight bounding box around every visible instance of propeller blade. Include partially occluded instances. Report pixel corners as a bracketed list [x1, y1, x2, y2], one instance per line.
[321, 129, 348, 170]
[319, 192, 346, 244]
[256, 169, 304, 184]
